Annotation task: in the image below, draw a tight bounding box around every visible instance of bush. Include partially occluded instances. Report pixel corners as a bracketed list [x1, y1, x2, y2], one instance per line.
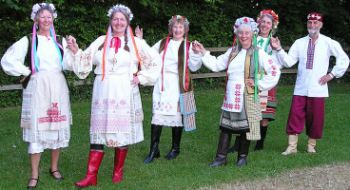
[1, 0, 349, 107]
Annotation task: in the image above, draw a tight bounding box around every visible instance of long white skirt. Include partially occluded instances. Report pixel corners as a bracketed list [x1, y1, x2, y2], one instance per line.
[89, 75, 144, 147]
[21, 71, 71, 151]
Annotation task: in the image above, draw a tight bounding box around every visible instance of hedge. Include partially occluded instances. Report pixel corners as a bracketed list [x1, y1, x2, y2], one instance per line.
[1, 0, 349, 107]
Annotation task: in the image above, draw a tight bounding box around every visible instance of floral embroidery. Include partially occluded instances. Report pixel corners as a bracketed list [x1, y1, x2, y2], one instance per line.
[223, 83, 243, 111]
[267, 59, 277, 76]
[38, 102, 67, 123]
[107, 139, 120, 147]
[91, 98, 131, 133]
[153, 101, 174, 113]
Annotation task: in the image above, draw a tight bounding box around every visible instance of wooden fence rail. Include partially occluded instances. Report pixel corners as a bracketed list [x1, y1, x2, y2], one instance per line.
[0, 46, 348, 91]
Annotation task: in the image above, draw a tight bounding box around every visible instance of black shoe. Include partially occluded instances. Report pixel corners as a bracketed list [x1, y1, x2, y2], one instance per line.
[165, 127, 183, 160]
[209, 156, 227, 167]
[210, 130, 231, 166]
[236, 155, 247, 167]
[165, 149, 179, 160]
[144, 146, 160, 164]
[49, 169, 64, 180]
[27, 178, 39, 190]
[144, 125, 162, 164]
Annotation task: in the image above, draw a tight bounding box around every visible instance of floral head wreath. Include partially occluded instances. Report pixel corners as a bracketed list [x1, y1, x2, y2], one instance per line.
[29, 3, 63, 75]
[30, 3, 57, 21]
[168, 15, 190, 33]
[233, 17, 259, 35]
[257, 9, 279, 29]
[107, 4, 133, 21]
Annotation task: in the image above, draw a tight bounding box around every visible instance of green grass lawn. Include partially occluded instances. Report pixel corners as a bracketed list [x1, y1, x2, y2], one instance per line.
[0, 83, 350, 190]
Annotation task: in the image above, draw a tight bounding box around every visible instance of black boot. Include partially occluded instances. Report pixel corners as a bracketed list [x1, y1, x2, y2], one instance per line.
[254, 126, 268, 151]
[144, 125, 163, 164]
[227, 135, 240, 153]
[209, 130, 232, 167]
[236, 154, 248, 167]
[236, 134, 250, 167]
[165, 127, 183, 160]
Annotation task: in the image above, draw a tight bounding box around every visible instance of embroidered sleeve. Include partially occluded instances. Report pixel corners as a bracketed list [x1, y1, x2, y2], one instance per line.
[136, 38, 162, 86]
[65, 36, 105, 79]
[1, 36, 31, 76]
[258, 49, 281, 91]
[271, 49, 286, 69]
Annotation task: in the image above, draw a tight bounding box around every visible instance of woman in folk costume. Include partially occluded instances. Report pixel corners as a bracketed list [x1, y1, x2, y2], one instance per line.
[142, 15, 202, 164]
[1, 3, 72, 189]
[192, 17, 280, 166]
[229, 9, 281, 152]
[66, 4, 161, 187]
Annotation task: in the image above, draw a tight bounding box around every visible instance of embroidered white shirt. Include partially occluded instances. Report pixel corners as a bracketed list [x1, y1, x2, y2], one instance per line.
[1, 35, 69, 76]
[202, 48, 281, 112]
[275, 34, 349, 97]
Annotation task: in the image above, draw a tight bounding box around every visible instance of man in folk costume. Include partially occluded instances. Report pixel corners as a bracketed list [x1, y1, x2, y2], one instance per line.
[271, 12, 349, 155]
[143, 15, 202, 164]
[193, 17, 280, 166]
[1, 2, 74, 189]
[229, 9, 282, 152]
[66, 4, 161, 187]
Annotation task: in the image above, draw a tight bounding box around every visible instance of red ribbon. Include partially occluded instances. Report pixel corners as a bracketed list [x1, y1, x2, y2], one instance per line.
[183, 40, 190, 91]
[110, 37, 121, 53]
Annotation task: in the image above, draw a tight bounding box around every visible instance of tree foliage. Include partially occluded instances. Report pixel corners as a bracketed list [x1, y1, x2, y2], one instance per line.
[0, 0, 349, 106]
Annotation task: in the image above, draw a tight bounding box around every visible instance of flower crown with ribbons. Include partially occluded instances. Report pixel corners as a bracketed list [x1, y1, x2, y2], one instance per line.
[168, 15, 190, 33]
[107, 4, 133, 21]
[30, 3, 57, 21]
[169, 15, 190, 25]
[233, 17, 259, 35]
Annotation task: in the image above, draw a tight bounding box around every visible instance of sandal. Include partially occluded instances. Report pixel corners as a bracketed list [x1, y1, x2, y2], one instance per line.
[49, 169, 64, 180]
[27, 178, 39, 190]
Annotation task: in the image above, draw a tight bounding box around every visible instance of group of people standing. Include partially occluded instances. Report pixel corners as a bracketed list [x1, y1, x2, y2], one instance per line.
[1, 2, 349, 189]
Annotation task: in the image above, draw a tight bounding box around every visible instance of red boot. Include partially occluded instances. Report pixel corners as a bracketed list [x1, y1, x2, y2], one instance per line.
[75, 151, 104, 188]
[112, 147, 128, 183]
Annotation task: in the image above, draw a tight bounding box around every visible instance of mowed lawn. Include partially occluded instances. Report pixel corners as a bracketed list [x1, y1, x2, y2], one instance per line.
[0, 83, 349, 190]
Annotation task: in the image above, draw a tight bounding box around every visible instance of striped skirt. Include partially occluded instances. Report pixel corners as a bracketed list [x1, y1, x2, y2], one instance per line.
[260, 87, 277, 120]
